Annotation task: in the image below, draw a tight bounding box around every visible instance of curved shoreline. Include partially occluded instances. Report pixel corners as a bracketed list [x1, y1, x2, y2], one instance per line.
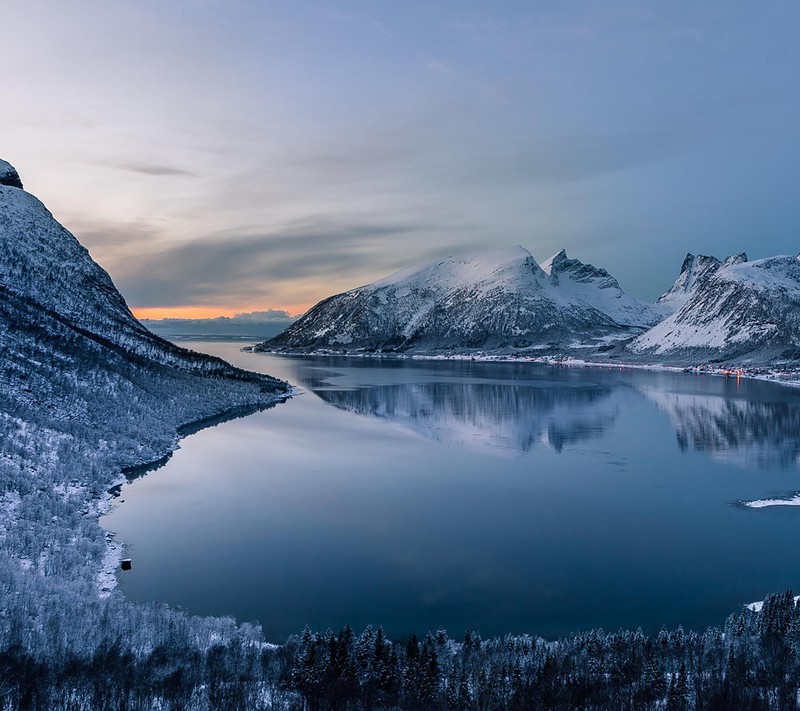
[96, 389, 292, 597]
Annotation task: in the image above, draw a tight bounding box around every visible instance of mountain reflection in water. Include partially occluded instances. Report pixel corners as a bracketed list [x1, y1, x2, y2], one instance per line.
[313, 382, 616, 454]
[641, 387, 800, 470]
[292, 359, 800, 468]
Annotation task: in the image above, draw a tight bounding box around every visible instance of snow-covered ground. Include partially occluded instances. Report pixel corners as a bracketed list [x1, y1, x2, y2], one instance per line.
[746, 595, 800, 612]
[742, 494, 800, 509]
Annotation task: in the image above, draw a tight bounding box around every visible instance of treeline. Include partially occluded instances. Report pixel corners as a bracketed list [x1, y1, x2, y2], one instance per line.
[2, 591, 800, 710]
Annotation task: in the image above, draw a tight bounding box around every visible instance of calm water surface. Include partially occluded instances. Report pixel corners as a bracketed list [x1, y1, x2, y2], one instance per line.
[102, 341, 800, 640]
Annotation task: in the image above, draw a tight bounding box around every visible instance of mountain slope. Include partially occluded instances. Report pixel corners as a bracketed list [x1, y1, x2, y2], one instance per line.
[0, 158, 288, 605]
[655, 253, 727, 311]
[631, 253, 800, 362]
[0, 178, 291, 378]
[260, 246, 658, 354]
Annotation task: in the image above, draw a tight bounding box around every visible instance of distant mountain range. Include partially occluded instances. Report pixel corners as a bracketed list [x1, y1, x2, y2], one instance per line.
[141, 310, 296, 339]
[258, 246, 800, 369]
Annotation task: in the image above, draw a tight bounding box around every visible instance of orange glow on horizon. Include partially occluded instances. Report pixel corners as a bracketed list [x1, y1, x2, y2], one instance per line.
[132, 304, 309, 320]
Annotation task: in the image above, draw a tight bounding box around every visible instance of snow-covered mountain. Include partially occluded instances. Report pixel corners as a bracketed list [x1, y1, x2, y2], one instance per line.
[541, 248, 668, 326]
[631, 253, 800, 363]
[0, 157, 288, 605]
[654, 252, 745, 311]
[260, 246, 660, 354]
[0, 166, 290, 381]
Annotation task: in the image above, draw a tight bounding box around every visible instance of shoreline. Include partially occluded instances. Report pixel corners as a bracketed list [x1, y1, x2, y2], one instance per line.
[252, 346, 800, 390]
[95, 389, 292, 597]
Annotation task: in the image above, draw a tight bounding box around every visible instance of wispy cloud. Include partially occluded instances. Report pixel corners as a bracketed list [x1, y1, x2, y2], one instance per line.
[105, 161, 195, 177]
[109, 218, 444, 308]
[426, 59, 455, 76]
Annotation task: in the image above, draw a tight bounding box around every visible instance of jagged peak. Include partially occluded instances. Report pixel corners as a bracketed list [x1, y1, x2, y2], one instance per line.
[657, 253, 723, 306]
[680, 253, 722, 272]
[540, 249, 620, 292]
[0, 159, 23, 189]
[722, 252, 748, 267]
[540, 249, 568, 275]
[679, 253, 695, 274]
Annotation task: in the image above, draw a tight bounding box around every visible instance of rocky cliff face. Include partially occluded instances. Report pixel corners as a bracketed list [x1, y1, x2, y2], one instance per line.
[0, 158, 23, 189]
[655, 253, 737, 311]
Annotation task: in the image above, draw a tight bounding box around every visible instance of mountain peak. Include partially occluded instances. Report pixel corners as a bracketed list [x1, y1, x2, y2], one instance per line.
[633, 251, 800, 358]
[0, 159, 23, 189]
[541, 249, 616, 285]
[539, 249, 570, 276]
[657, 253, 722, 308]
[722, 252, 748, 267]
[371, 245, 539, 291]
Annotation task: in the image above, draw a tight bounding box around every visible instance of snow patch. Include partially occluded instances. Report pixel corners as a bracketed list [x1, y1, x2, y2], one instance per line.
[742, 494, 800, 509]
[746, 595, 800, 612]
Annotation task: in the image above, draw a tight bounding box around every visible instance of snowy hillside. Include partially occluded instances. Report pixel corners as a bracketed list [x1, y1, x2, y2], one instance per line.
[0, 158, 289, 671]
[260, 246, 658, 354]
[0, 181, 287, 376]
[631, 253, 800, 362]
[654, 253, 744, 311]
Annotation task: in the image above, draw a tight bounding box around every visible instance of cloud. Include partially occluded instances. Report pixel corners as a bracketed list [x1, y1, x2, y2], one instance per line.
[105, 161, 195, 177]
[70, 218, 167, 266]
[110, 218, 444, 308]
[426, 60, 455, 75]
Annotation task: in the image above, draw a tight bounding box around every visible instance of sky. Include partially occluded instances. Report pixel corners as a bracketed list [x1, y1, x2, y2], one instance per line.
[3, 1, 800, 318]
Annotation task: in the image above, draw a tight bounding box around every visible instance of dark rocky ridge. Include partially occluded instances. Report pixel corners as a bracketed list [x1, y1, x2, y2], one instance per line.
[0, 158, 23, 189]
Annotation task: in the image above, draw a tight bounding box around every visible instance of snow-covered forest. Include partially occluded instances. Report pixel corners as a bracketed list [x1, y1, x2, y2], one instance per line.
[3, 588, 800, 710]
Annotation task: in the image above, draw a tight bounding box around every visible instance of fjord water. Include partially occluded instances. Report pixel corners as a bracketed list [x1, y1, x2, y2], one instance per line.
[102, 341, 800, 641]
